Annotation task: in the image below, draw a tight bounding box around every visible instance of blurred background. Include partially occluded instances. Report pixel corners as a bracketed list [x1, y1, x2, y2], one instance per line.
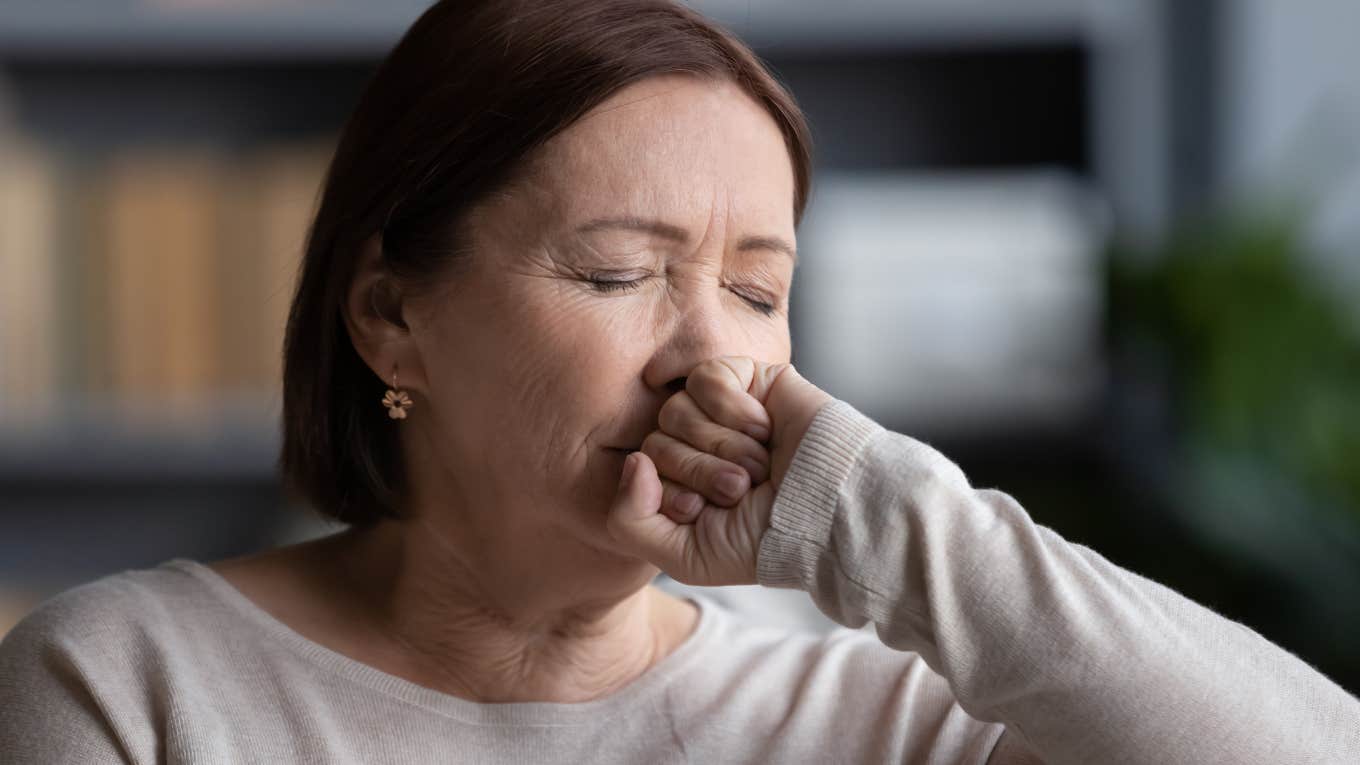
[1, 0, 1357, 695]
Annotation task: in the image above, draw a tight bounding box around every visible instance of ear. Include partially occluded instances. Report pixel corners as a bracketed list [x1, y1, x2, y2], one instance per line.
[344, 233, 427, 393]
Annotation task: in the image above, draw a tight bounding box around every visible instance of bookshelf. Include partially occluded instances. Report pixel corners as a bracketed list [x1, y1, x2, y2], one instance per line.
[0, 136, 334, 472]
[0, 3, 1106, 487]
[0, 0, 1207, 661]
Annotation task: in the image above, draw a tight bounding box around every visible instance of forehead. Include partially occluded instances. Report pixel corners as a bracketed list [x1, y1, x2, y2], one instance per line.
[519, 74, 796, 236]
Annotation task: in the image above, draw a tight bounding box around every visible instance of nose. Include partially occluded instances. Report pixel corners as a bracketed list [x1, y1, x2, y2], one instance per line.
[642, 291, 731, 396]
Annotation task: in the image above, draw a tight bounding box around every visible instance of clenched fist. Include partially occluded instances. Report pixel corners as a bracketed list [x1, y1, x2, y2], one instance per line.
[606, 356, 833, 585]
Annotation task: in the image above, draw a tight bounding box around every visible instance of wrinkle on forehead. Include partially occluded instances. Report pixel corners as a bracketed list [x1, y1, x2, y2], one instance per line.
[469, 74, 796, 271]
[558, 80, 787, 214]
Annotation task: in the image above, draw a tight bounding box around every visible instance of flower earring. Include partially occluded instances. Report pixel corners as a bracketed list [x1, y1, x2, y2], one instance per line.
[381, 364, 413, 420]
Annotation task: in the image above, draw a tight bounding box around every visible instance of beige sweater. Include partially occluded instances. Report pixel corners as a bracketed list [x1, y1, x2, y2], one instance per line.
[2, 399, 1357, 763]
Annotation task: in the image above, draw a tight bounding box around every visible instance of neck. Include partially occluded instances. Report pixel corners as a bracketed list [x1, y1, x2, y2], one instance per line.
[325, 519, 695, 703]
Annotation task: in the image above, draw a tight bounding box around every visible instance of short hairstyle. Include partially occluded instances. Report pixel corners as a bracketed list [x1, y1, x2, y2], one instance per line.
[279, 0, 814, 526]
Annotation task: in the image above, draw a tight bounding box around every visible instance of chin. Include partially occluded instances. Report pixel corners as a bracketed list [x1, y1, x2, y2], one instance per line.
[559, 457, 660, 575]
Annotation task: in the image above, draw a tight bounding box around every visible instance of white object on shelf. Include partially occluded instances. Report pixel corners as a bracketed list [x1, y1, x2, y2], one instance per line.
[793, 169, 1110, 436]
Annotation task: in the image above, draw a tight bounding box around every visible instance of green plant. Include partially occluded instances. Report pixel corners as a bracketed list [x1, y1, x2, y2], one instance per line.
[1109, 212, 1360, 523]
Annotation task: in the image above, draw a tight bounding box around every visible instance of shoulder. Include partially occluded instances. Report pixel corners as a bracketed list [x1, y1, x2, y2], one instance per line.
[1, 560, 207, 660]
[0, 561, 212, 762]
[0, 559, 224, 699]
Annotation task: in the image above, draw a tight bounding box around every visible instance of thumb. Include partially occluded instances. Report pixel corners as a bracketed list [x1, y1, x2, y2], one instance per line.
[605, 451, 692, 575]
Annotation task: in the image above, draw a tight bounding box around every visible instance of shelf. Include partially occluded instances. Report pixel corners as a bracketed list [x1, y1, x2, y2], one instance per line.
[0, 394, 281, 483]
[696, 0, 1093, 50]
[0, 1, 431, 59]
[0, 0, 1094, 60]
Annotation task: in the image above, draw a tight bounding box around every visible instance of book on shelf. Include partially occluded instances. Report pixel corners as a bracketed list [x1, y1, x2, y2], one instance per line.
[0, 136, 334, 432]
[219, 141, 331, 397]
[96, 150, 224, 415]
[0, 137, 60, 428]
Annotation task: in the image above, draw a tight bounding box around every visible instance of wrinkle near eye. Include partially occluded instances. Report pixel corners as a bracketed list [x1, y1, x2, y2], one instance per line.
[558, 235, 659, 272]
[724, 262, 788, 304]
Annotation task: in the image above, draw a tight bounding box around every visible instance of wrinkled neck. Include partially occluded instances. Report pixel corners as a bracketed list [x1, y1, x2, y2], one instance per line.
[325, 520, 696, 703]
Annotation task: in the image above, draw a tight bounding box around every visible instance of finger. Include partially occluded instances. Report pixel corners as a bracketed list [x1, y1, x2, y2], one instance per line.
[660, 474, 771, 587]
[658, 391, 769, 485]
[687, 357, 773, 442]
[605, 451, 695, 573]
[658, 475, 707, 525]
[641, 430, 750, 508]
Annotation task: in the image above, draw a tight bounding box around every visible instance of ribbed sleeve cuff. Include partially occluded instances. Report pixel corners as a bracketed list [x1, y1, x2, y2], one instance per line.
[756, 398, 884, 590]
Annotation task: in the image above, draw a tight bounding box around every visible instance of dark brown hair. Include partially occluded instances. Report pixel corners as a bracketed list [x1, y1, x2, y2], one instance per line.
[279, 0, 813, 526]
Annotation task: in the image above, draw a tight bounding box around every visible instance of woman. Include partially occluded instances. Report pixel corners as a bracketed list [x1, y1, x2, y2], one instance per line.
[2, 1, 1357, 762]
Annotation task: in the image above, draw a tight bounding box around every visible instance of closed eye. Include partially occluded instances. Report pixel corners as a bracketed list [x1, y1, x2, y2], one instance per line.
[584, 274, 778, 317]
[732, 290, 777, 316]
[585, 276, 646, 294]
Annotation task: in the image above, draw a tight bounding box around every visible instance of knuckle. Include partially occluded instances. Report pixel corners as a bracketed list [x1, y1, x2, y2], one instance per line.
[687, 363, 725, 393]
[694, 357, 727, 378]
[712, 396, 745, 425]
[657, 394, 690, 433]
[676, 449, 708, 485]
[710, 430, 739, 459]
[689, 376, 731, 412]
[718, 355, 754, 382]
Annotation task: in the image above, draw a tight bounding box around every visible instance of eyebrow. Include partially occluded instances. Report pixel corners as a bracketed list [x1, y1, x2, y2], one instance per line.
[575, 215, 798, 265]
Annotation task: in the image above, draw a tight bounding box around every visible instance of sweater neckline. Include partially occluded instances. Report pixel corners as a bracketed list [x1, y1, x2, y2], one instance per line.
[162, 557, 723, 726]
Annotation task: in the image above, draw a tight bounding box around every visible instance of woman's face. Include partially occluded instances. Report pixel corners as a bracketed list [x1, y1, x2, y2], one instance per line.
[399, 74, 796, 580]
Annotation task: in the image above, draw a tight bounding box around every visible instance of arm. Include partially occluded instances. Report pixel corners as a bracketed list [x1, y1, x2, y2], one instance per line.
[757, 398, 1360, 764]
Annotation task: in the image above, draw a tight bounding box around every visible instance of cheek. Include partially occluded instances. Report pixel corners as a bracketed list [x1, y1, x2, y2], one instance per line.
[497, 290, 631, 394]
[736, 308, 791, 355]
[479, 289, 646, 474]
